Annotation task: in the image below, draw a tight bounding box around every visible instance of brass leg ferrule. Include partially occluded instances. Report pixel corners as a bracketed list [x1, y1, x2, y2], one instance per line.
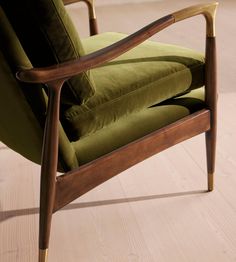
[39, 249, 48, 262]
[208, 173, 214, 192]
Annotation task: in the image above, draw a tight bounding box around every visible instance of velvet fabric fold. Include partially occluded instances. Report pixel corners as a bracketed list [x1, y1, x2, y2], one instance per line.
[63, 32, 205, 140]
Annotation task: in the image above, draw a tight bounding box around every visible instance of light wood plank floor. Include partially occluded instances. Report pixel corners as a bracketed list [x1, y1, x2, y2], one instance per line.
[1, 94, 236, 262]
[1, 1, 236, 261]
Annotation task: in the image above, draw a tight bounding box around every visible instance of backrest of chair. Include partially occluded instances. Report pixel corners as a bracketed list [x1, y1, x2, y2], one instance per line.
[0, 6, 79, 171]
[0, 0, 96, 105]
[0, 7, 45, 164]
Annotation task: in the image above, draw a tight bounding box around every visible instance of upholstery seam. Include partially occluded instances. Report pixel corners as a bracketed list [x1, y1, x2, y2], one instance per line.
[50, 0, 83, 102]
[51, 0, 96, 99]
[51, 0, 80, 58]
[48, 0, 95, 102]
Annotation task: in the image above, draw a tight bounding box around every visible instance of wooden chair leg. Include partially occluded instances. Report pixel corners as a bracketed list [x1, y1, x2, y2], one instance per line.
[205, 35, 217, 192]
[38, 199, 53, 262]
[37, 188, 55, 258]
[205, 127, 216, 191]
[37, 82, 63, 262]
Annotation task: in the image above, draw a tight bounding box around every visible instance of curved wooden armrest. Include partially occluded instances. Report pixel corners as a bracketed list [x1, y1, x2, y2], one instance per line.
[17, 15, 174, 84]
[17, 2, 218, 86]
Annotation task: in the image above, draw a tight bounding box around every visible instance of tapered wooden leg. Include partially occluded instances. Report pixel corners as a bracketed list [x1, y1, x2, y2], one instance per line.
[38, 82, 64, 262]
[205, 36, 217, 192]
[205, 128, 216, 191]
[39, 249, 48, 262]
[38, 198, 54, 262]
[89, 18, 98, 35]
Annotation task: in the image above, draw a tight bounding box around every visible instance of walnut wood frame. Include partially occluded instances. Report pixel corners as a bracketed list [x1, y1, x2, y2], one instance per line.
[16, 2, 218, 261]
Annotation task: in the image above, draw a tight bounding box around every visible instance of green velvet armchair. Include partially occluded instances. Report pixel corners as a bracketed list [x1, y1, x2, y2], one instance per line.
[0, 0, 218, 261]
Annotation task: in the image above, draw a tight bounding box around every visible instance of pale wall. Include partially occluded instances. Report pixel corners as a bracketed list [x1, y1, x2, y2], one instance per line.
[96, 0, 161, 6]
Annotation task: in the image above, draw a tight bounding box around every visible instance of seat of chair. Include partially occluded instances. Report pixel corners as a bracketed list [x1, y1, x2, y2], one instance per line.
[71, 87, 205, 165]
[62, 32, 205, 140]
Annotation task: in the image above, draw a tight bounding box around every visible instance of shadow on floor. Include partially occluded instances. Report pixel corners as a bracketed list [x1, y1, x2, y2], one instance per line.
[0, 189, 207, 222]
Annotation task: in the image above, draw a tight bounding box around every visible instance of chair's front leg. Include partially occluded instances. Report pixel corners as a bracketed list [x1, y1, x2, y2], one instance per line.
[203, 4, 217, 192]
[173, 2, 218, 191]
[205, 36, 217, 192]
[38, 80, 64, 262]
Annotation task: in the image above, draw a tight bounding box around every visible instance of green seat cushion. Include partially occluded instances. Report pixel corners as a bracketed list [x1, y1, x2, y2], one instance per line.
[63, 32, 205, 140]
[73, 88, 205, 165]
[0, 0, 95, 105]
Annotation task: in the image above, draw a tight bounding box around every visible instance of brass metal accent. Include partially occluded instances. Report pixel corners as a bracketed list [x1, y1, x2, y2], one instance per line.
[86, 0, 96, 19]
[39, 249, 48, 262]
[63, 0, 98, 35]
[208, 173, 214, 191]
[172, 2, 218, 37]
[63, 0, 96, 19]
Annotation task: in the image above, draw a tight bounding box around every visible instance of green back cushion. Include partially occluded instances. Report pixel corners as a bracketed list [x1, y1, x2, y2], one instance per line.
[0, 0, 95, 105]
[0, 7, 79, 171]
[0, 52, 43, 164]
[0, 7, 43, 163]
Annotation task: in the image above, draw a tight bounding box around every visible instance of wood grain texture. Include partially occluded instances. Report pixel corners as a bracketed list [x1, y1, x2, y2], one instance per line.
[39, 81, 64, 250]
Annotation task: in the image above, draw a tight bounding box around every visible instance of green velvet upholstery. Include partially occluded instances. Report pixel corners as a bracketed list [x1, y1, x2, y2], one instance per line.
[0, 7, 78, 171]
[0, 49, 43, 164]
[0, 0, 95, 105]
[0, 5, 206, 172]
[73, 88, 205, 165]
[63, 33, 205, 140]
[0, 7, 43, 164]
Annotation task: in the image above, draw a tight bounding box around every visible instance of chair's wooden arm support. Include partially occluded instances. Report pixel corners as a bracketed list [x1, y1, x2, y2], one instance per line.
[172, 2, 218, 37]
[63, 0, 98, 35]
[16, 2, 218, 86]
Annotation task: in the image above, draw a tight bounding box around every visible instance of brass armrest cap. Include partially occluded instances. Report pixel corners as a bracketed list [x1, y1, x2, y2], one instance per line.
[172, 2, 219, 37]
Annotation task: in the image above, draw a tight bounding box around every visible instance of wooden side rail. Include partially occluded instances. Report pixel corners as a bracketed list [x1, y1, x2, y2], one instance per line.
[63, 0, 98, 35]
[54, 109, 211, 212]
